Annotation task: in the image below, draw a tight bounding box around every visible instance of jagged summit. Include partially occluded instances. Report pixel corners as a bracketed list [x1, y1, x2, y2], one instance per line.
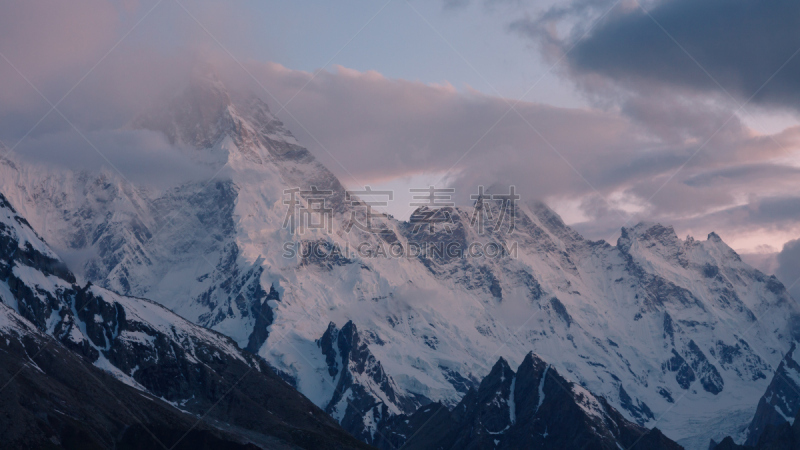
[621, 221, 679, 241]
[620, 221, 732, 249]
[133, 73, 310, 167]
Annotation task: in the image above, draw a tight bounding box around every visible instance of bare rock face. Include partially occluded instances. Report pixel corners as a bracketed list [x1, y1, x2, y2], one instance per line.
[317, 320, 422, 444]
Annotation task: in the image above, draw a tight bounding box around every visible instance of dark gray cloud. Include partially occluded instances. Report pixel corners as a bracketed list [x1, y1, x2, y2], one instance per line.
[562, 0, 800, 111]
[441, 0, 472, 10]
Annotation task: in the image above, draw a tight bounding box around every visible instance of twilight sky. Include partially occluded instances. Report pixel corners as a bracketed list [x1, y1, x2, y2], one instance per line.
[1, 0, 799, 294]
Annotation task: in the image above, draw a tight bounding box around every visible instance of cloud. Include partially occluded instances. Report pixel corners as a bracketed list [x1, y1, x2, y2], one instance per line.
[225, 62, 669, 199]
[531, 0, 800, 112]
[439, 0, 522, 12]
[11, 129, 215, 189]
[0, 0, 118, 111]
[219, 63, 795, 231]
[0, 0, 262, 139]
[776, 239, 800, 301]
[498, 0, 800, 249]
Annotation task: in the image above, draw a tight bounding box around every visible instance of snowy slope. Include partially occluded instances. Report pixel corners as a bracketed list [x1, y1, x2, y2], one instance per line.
[0, 191, 371, 450]
[1, 76, 798, 448]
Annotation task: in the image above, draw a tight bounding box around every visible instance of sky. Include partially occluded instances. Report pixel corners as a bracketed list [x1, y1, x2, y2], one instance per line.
[1, 0, 799, 296]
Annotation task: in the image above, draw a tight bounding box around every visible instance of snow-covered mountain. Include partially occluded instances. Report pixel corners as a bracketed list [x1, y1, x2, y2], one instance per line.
[2, 75, 798, 448]
[0, 191, 370, 449]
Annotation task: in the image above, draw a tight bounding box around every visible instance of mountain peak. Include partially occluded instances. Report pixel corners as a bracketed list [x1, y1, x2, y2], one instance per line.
[479, 356, 515, 395]
[134, 74, 234, 149]
[618, 222, 680, 249]
[189, 64, 228, 92]
[386, 354, 682, 450]
[520, 351, 547, 368]
[741, 342, 800, 446]
[133, 72, 312, 169]
[490, 356, 512, 372]
[629, 221, 678, 239]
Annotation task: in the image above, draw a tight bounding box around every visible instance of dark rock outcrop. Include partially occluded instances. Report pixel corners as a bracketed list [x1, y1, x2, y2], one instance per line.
[376, 353, 683, 450]
[317, 320, 422, 445]
[743, 343, 800, 446]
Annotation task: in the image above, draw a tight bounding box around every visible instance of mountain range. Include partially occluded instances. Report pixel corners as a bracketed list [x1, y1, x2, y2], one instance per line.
[0, 168, 678, 449]
[1, 74, 798, 449]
